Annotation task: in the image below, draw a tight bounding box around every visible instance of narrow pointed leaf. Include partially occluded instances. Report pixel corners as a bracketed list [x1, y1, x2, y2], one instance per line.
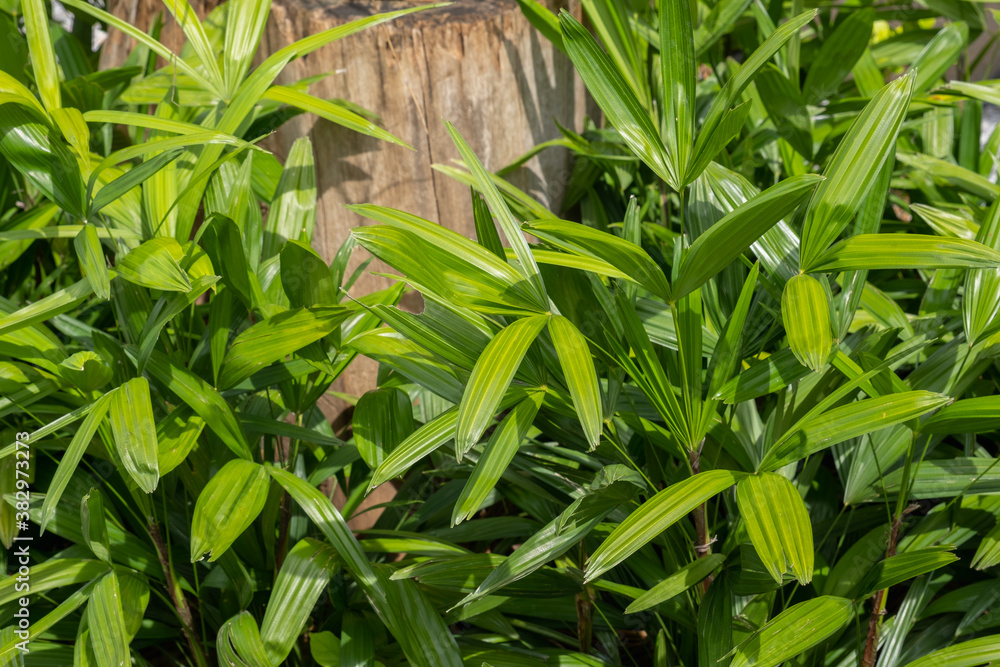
[117, 238, 192, 293]
[74, 226, 110, 301]
[191, 460, 270, 562]
[730, 596, 854, 667]
[856, 548, 958, 598]
[260, 538, 339, 665]
[452, 392, 543, 526]
[524, 219, 672, 301]
[587, 469, 745, 581]
[455, 315, 547, 456]
[142, 349, 252, 460]
[761, 391, 950, 471]
[219, 307, 349, 389]
[626, 553, 726, 613]
[800, 72, 915, 269]
[736, 473, 814, 585]
[808, 234, 1000, 272]
[39, 395, 111, 534]
[782, 274, 833, 372]
[444, 122, 546, 305]
[559, 11, 675, 186]
[87, 571, 131, 667]
[549, 316, 601, 449]
[108, 377, 159, 493]
[676, 175, 820, 299]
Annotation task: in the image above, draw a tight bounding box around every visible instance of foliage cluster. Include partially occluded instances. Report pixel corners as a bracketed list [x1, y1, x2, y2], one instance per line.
[4, 0, 1000, 666]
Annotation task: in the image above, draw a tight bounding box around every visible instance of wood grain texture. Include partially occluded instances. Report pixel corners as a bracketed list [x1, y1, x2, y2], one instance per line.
[257, 0, 588, 412]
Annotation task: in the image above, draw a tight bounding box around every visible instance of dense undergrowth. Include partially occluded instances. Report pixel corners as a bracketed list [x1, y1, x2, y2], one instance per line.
[3, 0, 1000, 665]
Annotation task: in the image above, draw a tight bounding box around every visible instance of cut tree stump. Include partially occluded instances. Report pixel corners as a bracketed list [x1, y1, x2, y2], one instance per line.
[258, 0, 588, 413]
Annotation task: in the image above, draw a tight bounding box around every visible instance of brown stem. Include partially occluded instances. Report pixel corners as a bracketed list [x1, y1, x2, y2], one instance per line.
[275, 491, 292, 572]
[861, 514, 905, 667]
[689, 444, 713, 592]
[149, 520, 210, 667]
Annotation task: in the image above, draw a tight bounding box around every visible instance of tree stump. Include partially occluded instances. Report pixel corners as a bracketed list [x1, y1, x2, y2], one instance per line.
[257, 0, 587, 412]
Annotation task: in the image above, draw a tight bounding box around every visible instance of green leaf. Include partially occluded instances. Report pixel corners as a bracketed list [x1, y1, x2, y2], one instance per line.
[264, 86, 410, 148]
[310, 631, 342, 667]
[354, 387, 416, 470]
[901, 636, 1000, 667]
[263, 137, 316, 261]
[352, 227, 540, 316]
[675, 174, 821, 299]
[38, 395, 110, 534]
[756, 65, 812, 158]
[856, 547, 958, 598]
[22, 0, 61, 111]
[191, 460, 270, 562]
[455, 315, 548, 457]
[802, 8, 874, 105]
[706, 263, 759, 403]
[371, 564, 463, 667]
[80, 488, 111, 564]
[136, 276, 219, 374]
[694, 10, 817, 179]
[87, 571, 131, 667]
[452, 391, 544, 526]
[808, 234, 1000, 272]
[0, 277, 92, 337]
[736, 473, 813, 585]
[108, 377, 159, 494]
[523, 219, 672, 301]
[586, 469, 745, 581]
[863, 458, 1000, 501]
[221, 0, 271, 94]
[921, 396, 1000, 433]
[781, 273, 833, 372]
[217, 611, 271, 667]
[461, 470, 641, 605]
[444, 122, 546, 305]
[973, 521, 1000, 569]
[279, 239, 337, 307]
[219, 307, 348, 389]
[515, 0, 563, 52]
[912, 22, 968, 94]
[142, 349, 253, 460]
[58, 351, 112, 392]
[0, 105, 85, 217]
[74, 226, 110, 301]
[964, 198, 1000, 344]
[799, 72, 915, 269]
[549, 315, 602, 449]
[559, 10, 675, 187]
[898, 150, 1000, 199]
[89, 148, 184, 218]
[730, 596, 854, 667]
[626, 553, 726, 614]
[267, 466, 376, 589]
[369, 407, 460, 489]
[761, 391, 950, 471]
[659, 0, 695, 182]
[117, 238, 192, 293]
[715, 350, 809, 404]
[260, 538, 339, 665]
[340, 611, 374, 667]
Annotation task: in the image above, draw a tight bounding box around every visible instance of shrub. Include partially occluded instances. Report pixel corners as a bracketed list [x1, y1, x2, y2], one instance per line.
[4, 0, 1000, 665]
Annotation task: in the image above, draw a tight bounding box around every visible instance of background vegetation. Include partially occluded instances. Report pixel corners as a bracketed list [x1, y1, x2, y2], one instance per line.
[3, 0, 1000, 665]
